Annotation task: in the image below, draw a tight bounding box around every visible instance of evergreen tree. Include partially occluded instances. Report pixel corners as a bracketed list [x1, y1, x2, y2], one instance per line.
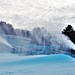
[62, 25, 74, 34]
[62, 25, 75, 44]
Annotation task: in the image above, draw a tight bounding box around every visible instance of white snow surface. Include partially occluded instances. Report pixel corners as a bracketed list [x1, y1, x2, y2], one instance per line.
[0, 53, 75, 75]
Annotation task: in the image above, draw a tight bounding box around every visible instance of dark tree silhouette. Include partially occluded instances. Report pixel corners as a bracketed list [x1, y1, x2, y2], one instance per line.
[62, 25, 75, 57]
[62, 25, 75, 44]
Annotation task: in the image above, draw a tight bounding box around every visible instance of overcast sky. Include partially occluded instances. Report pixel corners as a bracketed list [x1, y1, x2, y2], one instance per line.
[0, 0, 75, 32]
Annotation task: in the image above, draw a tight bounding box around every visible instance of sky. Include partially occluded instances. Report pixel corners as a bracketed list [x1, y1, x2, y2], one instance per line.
[0, 0, 75, 32]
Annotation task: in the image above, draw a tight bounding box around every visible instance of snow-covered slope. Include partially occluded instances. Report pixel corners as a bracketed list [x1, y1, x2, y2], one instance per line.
[0, 35, 13, 52]
[0, 53, 75, 75]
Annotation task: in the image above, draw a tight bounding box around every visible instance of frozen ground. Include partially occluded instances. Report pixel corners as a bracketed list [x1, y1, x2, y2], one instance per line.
[0, 53, 75, 75]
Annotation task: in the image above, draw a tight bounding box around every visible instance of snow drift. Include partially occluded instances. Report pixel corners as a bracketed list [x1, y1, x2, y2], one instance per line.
[0, 53, 75, 75]
[0, 54, 74, 67]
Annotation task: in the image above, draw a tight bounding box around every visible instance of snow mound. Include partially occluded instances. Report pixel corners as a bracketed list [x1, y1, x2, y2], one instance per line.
[44, 54, 75, 63]
[0, 54, 74, 67]
[0, 54, 75, 75]
[18, 54, 74, 64]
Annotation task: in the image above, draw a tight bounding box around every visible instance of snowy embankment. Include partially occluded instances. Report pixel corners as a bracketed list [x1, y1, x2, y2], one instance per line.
[0, 53, 75, 75]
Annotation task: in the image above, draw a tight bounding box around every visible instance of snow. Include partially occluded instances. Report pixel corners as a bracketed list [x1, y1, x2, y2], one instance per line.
[0, 35, 12, 48]
[0, 35, 13, 52]
[0, 53, 75, 75]
[1, 33, 75, 56]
